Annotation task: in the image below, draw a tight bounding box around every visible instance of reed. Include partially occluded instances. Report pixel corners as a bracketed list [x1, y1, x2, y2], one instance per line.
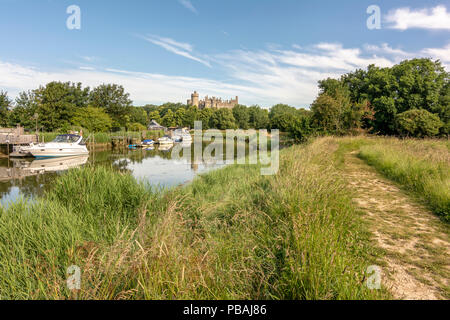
[0, 139, 388, 299]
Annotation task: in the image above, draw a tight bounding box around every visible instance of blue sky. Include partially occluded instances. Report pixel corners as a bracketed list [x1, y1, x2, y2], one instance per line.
[0, 0, 449, 107]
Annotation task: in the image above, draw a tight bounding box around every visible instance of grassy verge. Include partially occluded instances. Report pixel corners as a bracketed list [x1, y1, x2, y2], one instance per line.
[356, 138, 449, 222]
[0, 138, 387, 299]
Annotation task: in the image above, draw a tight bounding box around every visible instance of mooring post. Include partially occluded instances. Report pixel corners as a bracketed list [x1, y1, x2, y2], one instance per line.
[6, 139, 10, 159]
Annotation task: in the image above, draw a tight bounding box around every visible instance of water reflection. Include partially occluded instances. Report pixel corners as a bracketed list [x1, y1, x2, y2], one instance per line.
[0, 143, 226, 206]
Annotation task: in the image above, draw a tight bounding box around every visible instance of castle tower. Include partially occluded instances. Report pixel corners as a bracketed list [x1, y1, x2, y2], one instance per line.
[191, 91, 199, 107]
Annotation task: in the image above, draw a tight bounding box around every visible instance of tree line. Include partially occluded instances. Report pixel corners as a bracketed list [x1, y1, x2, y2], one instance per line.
[303, 58, 449, 140]
[0, 58, 448, 139]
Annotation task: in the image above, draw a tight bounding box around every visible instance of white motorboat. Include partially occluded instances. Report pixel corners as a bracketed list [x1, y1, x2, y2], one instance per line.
[27, 134, 89, 158]
[157, 136, 174, 145]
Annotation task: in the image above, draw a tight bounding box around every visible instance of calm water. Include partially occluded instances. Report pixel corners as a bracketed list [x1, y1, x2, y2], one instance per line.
[0, 143, 228, 207]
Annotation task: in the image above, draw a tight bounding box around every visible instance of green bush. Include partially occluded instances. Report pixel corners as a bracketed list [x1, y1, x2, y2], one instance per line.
[395, 109, 443, 138]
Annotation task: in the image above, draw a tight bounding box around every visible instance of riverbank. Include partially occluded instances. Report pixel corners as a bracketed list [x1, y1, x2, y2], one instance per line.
[0, 137, 388, 299]
[0, 136, 447, 300]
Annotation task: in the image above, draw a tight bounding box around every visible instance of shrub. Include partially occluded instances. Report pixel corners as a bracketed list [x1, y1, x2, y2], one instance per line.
[395, 109, 443, 138]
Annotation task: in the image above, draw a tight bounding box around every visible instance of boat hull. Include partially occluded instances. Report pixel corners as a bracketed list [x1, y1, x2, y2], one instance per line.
[30, 148, 89, 158]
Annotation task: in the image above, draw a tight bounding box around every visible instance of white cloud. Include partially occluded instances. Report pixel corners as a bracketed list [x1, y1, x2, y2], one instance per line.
[178, 0, 198, 14]
[385, 5, 450, 30]
[139, 34, 211, 67]
[79, 66, 95, 71]
[0, 42, 448, 108]
[421, 43, 450, 68]
[0, 61, 262, 106]
[80, 56, 98, 62]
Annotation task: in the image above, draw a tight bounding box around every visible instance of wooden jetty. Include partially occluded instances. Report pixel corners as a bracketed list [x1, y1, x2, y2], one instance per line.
[0, 126, 38, 157]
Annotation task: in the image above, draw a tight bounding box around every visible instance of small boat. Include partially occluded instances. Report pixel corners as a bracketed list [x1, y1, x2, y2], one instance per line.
[171, 129, 190, 143]
[157, 136, 174, 145]
[142, 139, 154, 146]
[28, 134, 89, 158]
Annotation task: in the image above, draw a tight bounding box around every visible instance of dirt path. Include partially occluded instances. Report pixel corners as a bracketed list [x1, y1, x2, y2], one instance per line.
[343, 151, 450, 300]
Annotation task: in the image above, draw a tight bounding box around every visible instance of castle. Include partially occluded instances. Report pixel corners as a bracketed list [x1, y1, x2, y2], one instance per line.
[187, 91, 238, 109]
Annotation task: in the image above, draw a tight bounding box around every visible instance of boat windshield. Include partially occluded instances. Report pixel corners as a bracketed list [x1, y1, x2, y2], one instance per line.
[52, 135, 80, 143]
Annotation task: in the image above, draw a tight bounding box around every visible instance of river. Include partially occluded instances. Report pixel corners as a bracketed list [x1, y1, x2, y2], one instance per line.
[0, 143, 228, 207]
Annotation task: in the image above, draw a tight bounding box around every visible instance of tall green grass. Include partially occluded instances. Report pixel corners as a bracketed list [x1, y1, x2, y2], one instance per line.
[0, 139, 387, 299]
[358, 139, 450, 222]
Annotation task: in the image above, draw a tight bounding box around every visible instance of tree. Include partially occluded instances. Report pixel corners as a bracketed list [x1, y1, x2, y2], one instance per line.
[128, 106, 148, 126]
[9, 91, 38, 129]
[198, 108, 213, 129]
[232, 104, 250, 129]
[289, 116, 312, 142]
[269, 104, 299, 131]
[248, 105, 270, 129]
[184, 105, 198, 128]
[148, 110, 161, 123]
[210, 108, 236, 129]
[396, 109, 443, 137]
[342, 59, 448, 135]
[34, 82, 90, 131]
[161, 109, 176, 127]
[0, 91, 11, 127]
[128, 122, 147, 132]
[71, 106, 113, 132]
[310, 94, 342, 134]
[90, 84, 132, 127]
[174, 108, 187, 127]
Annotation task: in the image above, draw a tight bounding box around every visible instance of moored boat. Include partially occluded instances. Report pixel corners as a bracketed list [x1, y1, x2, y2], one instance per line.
[157, 136, 174, 145]
[28, 134, 89, 158]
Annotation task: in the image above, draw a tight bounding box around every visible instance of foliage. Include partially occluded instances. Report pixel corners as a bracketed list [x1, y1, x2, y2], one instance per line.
[71, 107, 113, 132]
[0, 90, 11, 127]
[32, 82, 90, 131]
[395, 109, 443, 137]
[232, 104, 250, 130]
[248, 105, 269, 129]
[210, 108, 236, 129]
[127, 122, 147, 132]
[9, 91, 38, 129]
[341, 59, 448, 135]
[90, 84, 132, 127]
[161, 109, 176, 127]
[128, 106, 148, 126]
[289, 116, 312, 142]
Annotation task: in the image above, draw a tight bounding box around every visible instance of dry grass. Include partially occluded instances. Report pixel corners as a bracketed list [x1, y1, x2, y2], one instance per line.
[0, 138, 387, 300]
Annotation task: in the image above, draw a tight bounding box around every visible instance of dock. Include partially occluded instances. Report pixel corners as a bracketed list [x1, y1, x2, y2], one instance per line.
[0, 126, 38, 157]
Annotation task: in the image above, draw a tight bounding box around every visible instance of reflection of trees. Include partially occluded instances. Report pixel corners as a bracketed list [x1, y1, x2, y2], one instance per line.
[0, 169, 58, 201]
[1, 139, 261, 204]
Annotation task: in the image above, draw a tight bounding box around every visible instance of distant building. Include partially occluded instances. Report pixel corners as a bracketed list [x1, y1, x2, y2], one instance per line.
[147, 120, 166, 131]
[187, 91, 238, 109]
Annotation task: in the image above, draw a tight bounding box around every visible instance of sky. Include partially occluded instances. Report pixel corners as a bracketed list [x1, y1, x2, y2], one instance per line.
[0, 0, 449, 108]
